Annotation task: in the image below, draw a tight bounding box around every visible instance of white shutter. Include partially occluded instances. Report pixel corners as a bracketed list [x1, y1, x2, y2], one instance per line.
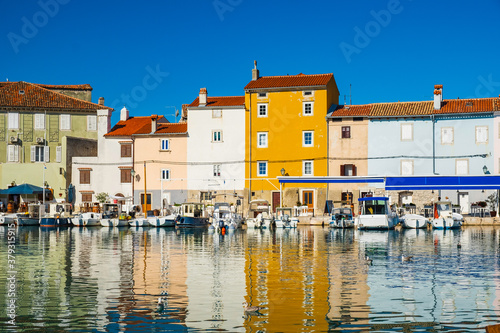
[8, 113, 19, 129]
[60, 114, 71, 130]
[401, 160, 413, 175]
[44, 146, 50, 162]
[87, 115, 97, 131]
[31, 146, 36, 162]
[8, 145, 14, 162]
[35, 114, 45, 129]
[456, 160, 468, 175]
[13, 146, 19, 162]
[476, 126, 488, 143]
[56, 146, 62, 163]
[442, 127, 454, 144]
[401, 124, 413, 141]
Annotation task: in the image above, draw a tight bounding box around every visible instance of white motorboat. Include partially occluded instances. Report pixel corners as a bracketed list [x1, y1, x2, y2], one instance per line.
[210, 202, 243, 232]
[401, 214, 429, 229]
[147, 214, 176, 227]
[100, 203, 129, 227]
[0, 213, 18, 225]
[129, 217, 149, 227]
[245, 200, 274, 229]
[329, 207, 355, 228]
[72, 212, 102, 227]
[355, 197, 398, 230]
[431, 201, 462, 229]
[275, 207, 298, 228]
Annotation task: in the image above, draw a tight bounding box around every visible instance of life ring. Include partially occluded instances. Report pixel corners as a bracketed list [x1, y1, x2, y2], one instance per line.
[58, 206, 64, 213]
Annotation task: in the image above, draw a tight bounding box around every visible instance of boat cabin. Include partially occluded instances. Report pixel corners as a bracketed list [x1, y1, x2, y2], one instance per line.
[181, 203, 205, 218]
[359, 197, 390, 215]
[248, 200, 271, 218]
[102, 203, 120, 219]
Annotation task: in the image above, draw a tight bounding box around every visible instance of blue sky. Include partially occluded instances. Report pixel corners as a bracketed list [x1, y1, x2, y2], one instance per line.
[1, 0, 499, 125]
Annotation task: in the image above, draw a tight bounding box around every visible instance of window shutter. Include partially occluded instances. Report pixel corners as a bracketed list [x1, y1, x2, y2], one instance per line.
[14, 146, 19, 162]
[352, 164, 357, 176]
[56, 146, 62, 163]
[44, 146, 50, 162]
[31, 146, 36, 162]
[340, 164, 345, 176]
[8, 145, 14, 162]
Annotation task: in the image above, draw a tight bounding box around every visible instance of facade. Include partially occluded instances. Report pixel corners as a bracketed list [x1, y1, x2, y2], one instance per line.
[186, 88, 245, 205]
[244, 62, 339, 214]
[133, 118, 188, 211]
[0, 81, 112, 203]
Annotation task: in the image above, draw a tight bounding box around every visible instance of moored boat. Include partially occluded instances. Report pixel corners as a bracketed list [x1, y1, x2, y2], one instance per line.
[72, 212, 102, 227]
[355, 197, 398, 230]
[175, 203, 210, 228]
[401, 214, 429, 229]
[100, 203, 129, 227]
[431, 201, 462, 229]
[210, 202, 243, 232]
[17, 203, 43, 226]
[329, 207, 355, 229]
[275, 207, 298, 228]
[245, 200, 273, 229]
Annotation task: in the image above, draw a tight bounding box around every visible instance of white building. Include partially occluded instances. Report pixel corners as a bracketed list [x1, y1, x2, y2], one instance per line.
[186, 88, 245, 204]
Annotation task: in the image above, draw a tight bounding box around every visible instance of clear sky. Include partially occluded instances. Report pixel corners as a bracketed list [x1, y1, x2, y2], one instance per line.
[1, 0, 499, 125]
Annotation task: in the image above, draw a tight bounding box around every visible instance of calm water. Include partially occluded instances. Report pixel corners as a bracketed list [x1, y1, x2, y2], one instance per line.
[1, 225, 500, 332]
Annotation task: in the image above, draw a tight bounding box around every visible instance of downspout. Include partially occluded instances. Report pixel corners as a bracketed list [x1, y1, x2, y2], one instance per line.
[432, 115, 437, 175]
[248, 91, 252, 204]
[132, 136, 135, 205]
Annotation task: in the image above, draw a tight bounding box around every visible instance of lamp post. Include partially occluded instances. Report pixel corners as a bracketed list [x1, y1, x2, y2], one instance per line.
[280, 168, 285, 208]
[143, 162, 147, 216]
[130, 169, 136, 206]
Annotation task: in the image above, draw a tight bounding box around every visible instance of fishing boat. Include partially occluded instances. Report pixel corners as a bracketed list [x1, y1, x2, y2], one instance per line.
[401, 214, 429, 229]
[72, 212, 102, 227]
[175, 202, 210, 228]
[329, 207, 355, 228]
[40, 203, 73, 227]
[431, 201, 463, 229]
[355, 197, 398, 230]
[16, 204, 42, 226]
[210, 202, 243, 232]
[0, 213, 18, 225]
[129, 216, 149, 227]
[100, 203, 129, 227]
[274, 207, 298, 228]
[245, 200, 273, 229]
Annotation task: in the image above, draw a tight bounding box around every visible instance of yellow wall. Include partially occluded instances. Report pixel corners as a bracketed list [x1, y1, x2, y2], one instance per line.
[245, 84, 338, 192]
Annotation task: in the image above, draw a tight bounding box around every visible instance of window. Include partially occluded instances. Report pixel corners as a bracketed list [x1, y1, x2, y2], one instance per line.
[340, 164, 357, 176]
[401, 123, 413, 141]
[80, 170, 91, 184]
[31, 146, 49, 162]
[476, 126, 488, 143]
[161, 169, 170, 180]
[212, 130, 222, 142]
[341, 192, 353, 204]
[81, 193, 93, 202]
[200, 192, 212, 201]
[35, 114, 45, 130]
[257, 161, 267, 177]
[56, 146, 62, 163]
[60, 114, 71, 130]
[121, 144, 132, 157]
[212, 109, 222, 118]
[303, 102, 313, 116]
[303, 160, 314, 176]
[8, 113, 19, 129]
[258, 92, 267, 98]
[161, 139, 170, 151]
[7, 145, 19, 162]
[456, 159, 469, 175]
[303, 91, 313, 97]
[353, 117, 363, 122]
[120, 169, 132, 183]
[401, 160, 414, 175]
[341, 126, 351, 139]
[87, 115, 97, 131]
[213, 164, 221, 177]
[257, 132, 268, 148]
[257, 103, 268, 117]
[441, 127, 454, 144]
[303, 131, 314, 147]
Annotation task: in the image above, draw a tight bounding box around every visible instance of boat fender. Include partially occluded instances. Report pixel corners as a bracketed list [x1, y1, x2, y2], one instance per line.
[57, 205, 64, 213]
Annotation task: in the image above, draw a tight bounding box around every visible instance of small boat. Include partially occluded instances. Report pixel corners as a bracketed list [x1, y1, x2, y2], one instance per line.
[147, 214, 176, 227]
[329, 207, 355, 228]
[100, 203, 129, 227]
[401, 214, 429, 229]
[431, 201, 463, 229]
[275, 207, 298, 228]
[175, 203, 210, 228]
[17, 203, 44, 226]
[245, 200, 274, 229]
[72, 212, 102, 227]
[40, 203, 73, 227]
[129, 217, 149, 227]
[355, 197, 398, 230]
[0, 213, 19, 225]
[210, 202, 244, 232]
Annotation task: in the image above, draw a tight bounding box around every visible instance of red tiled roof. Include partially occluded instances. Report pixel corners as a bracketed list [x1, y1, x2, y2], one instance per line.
[155, 122, 187, 134]
[105, 115, 169, 137]
[188, 96, 245, 107]
[0, 82, 92, 90]
[0, 81, 111, 110]
[244, 73, 333, 90]
[329, 97, 500, 117]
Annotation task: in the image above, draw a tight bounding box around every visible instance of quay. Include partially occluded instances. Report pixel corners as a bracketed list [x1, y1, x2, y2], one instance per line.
[303, 216, 500, 226]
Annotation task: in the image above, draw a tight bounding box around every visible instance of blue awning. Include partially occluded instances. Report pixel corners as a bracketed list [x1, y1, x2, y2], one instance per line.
[385, 175, 500, 190]
[277, 176, 385, 184]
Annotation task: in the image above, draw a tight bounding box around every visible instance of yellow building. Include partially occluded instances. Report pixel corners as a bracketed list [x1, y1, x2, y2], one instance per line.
[244, 62, 339, 214]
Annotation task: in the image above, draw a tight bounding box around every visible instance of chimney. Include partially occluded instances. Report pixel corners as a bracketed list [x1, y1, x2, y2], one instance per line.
[434, 84, 443, 110]
[252, 60, 259, 81]
[98, 97, 104, 105]
[199, 88, 207, 106]
[120, 106, 129, 121]
[151, 115, 158, 133]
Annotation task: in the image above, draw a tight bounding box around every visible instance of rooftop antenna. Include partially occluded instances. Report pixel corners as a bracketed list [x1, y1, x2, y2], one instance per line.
[344, 94, 347, 105]
[164, 106, 177, 123]
[349, 84, 352, 105]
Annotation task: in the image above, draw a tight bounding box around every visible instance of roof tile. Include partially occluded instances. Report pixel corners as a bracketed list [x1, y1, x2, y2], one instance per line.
[105, 115, 168, 137]
[244, 73, 333, 90]
[188, 96, 245, 107]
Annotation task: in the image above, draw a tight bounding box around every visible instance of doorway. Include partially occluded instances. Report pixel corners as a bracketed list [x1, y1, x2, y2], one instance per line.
[302, 190, 314, 214]
[272, 192, 280, 213]
[458, 192, 469, 214]
[140, 193, 152, 212]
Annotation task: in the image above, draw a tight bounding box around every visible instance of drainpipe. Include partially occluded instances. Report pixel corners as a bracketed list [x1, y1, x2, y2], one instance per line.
[431, 115, 441, 199]
[248, 91, 252, 204]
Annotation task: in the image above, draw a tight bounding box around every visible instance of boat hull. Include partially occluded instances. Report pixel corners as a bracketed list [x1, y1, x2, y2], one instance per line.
[129, 218, 149, 227]
[17, 217, 40, 226]
[176, 216, 209, 228]
[402, 214, 429, 229]
[329, 219, 355, 229]
[100, 218, 129, 227]
[432, 217, 461, 229]
[356, 215, 398, 230]
[40, 217, 72, 227]
[147, 216, 176, 227]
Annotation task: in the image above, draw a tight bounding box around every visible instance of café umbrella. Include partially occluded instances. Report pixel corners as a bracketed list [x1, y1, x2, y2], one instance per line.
[0, 183, 45, 195]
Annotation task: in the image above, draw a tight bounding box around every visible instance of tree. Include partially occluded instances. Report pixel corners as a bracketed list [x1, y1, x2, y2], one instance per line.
[486, 192, 498, 212]
[95, 192, 109, 204]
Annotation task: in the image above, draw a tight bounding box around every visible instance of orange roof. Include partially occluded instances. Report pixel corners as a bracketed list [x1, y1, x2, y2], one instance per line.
[0, 82, 93, 90]
[188, 96, 245, 107]
[155, 122, 187, 134]
[245, 73, 333, 90]
[0, 81, 111, 111]
[329, 97, 500, 117]
[105, 115, 168, 137]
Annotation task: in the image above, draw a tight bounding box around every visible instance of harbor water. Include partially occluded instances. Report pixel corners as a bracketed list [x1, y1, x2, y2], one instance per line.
[1, 226, 500, 332]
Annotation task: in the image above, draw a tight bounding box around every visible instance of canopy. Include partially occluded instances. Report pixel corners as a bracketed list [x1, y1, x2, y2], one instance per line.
[0, 183, 45, 195]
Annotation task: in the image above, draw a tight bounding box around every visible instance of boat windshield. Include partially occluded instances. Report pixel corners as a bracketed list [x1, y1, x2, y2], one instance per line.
[362, 200, 387, 215]
[437, 203, 451, 212]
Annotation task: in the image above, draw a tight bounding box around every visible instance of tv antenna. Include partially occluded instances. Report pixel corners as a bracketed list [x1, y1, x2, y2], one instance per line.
[165, 106, 179, 123]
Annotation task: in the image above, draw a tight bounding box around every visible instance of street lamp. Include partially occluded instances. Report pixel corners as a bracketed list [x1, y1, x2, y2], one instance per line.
[483, 165, 490, 174]
[280, 168, 285, 176]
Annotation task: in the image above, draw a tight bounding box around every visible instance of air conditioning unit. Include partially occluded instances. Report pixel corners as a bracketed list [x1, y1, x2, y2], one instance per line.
[36, 137, 44, 144]
[10, 136, 19, 144]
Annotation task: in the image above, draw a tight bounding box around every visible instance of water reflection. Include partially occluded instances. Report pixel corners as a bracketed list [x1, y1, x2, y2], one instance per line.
[1, 226, 500, 331]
